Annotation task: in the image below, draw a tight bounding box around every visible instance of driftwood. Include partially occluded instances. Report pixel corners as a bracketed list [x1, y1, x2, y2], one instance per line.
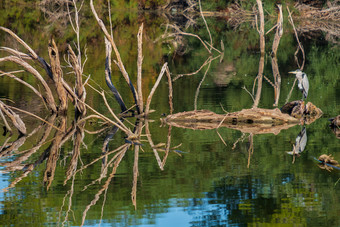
[162, 108, 300, 135]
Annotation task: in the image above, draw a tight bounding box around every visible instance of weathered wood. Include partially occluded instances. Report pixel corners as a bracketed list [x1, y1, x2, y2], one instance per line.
[48, 39, 68, 113]
[67, 44, 86, 118]
[44, 116, 67, 190]
[163, 108, 300, 134]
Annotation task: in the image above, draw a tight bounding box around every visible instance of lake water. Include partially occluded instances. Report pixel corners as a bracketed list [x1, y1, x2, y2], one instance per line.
[0, 2, 340, 226]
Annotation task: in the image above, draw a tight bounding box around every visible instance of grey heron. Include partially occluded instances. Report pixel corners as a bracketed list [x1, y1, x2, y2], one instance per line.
[287, 127, 307, 156]
[289, 69, 309, 99]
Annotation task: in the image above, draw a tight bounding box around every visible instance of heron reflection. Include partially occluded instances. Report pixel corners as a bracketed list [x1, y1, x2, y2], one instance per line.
[287, 127, 307, 157]
[289, 69, 309, 99]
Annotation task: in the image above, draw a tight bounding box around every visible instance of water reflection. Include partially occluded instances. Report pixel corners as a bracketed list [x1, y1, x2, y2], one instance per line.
[287, 127, 307, 163]
[1, 1, 340, 226]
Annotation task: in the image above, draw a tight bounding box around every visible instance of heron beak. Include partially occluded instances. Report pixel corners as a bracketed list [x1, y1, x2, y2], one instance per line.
[288, 70, 298, 74]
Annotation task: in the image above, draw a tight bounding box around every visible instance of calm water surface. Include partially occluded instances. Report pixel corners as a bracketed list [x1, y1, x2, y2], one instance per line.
[0, 3, 340, 226]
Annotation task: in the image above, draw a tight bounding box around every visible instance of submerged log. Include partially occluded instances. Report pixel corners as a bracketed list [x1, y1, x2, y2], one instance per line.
[162, 108, 300, 135]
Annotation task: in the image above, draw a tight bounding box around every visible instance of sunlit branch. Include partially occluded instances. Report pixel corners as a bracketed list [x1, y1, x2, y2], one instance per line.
[145, 63, 168, 115]
[287, 6, 305, 70]
[137, 24, 144, 113]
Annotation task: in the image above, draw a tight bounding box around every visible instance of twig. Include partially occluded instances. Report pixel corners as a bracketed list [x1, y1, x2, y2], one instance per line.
[166, 24, 211, 54]
[0, 27, 39, 59]
[216, 130, 228, 147]
[100, 91, 132, 134]
[0, 107, 12, 134]
[285, 78, 297, 103]
[287, 6, 305, 70]
[199, 0, 213, 51]
[6, 105, 62, 132]
[204, 40, 221, 53]
[145, 120, 164, 170]
[242, 86, 255, 102]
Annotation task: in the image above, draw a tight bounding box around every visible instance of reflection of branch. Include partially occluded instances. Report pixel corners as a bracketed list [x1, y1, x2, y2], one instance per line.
[64, 122, 85, 185]
[161, 126, 172, 168]
[165, 66, 173, 114]
[145, 120, 163, 170]
[0, 101, 26, 135]
[247, 134, 254, 168]
[194, 61, 211, 110]
[131, 120, 143, 209]
[232, 133, 247, 150]
[173, 56, 212, 81]
[81, 146, 129, 226]
[61, 175, 76, 226]
[1, 115, 56, 170]
[132, 144, 139, 209]
[44, 116, 67, 190]
[6, 105, 62, 132]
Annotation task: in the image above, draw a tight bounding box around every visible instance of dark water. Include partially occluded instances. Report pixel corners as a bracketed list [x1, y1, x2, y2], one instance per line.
[0, 3, 340, 226]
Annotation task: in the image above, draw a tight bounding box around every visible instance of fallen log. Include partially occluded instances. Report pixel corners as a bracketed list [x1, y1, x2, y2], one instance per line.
[162, 108, 300, 135]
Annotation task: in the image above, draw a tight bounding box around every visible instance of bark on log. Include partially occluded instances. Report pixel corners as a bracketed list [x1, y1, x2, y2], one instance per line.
[48, 39, 68, 113]
[162, 108, 300, 135]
